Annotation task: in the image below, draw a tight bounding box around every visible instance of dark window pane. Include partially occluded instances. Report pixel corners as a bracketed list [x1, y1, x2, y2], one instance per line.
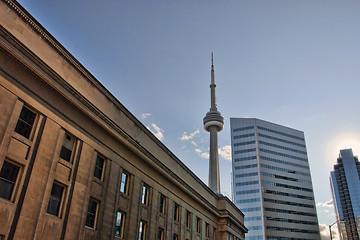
[159, 195, 165, 214]
[173, 204, 180, 222]
[94, 155, 104, 179]
[14, 106, 36, 139]
[59, 147, 72, 162]
[47, 183, 64, 216]
[86, 199, 98, 228]
[0, 161, 20, 200]
[59, 133, 75, 162]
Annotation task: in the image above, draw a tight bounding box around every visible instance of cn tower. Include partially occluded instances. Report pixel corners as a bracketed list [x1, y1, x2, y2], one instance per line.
[203, 53, 224, 194]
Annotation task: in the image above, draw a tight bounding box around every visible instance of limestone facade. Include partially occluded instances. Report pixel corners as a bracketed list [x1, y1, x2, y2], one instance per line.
[0, 1, 246, 239]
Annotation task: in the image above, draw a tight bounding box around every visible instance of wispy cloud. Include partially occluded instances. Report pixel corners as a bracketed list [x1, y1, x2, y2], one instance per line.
[147, 123, 164, 141]
[195, 148, 202, 153]
[141, 113, 151, 119]
[180, 130, 200, 141]
[201, 152, 209, 159]
[317, 199, 333, 208]
[194, 148, 209, 159]
[218, 145, 232, 161]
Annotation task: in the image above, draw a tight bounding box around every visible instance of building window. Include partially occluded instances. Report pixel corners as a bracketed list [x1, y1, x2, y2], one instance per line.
[0, 161, 20, 200]
[14, 105, 36, 139]
[120, 171, 129, 194]
[173, 234, 178, 240]
[186, 211, 191, 228]
[138, 220, 146, 240]
[46, 182, 65, 217]
[173, 203, 180, 222]
[157, 228, 164, 240]
[141, 185, 149, 205]
[115, 211, 126, 238]
[159, 194, 166, 214]
[206, 223, 210, 238]
[86, 198, 98, 228]
[94, 155, 105, 180]
[196, 217, 201, 234]
[59, 133, 76, 162]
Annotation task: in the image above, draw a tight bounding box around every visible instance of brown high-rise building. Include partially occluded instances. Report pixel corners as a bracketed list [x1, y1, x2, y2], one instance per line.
[0, 1, 246, 239]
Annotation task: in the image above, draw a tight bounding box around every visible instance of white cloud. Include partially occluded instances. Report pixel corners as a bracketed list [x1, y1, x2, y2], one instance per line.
[218, 145, 232, 161]
[147, 123, 164, 141]
[141, 113, 151, 119]
[194, 148, 209, 159]
[193, 145, 232, 161]
[319, 223, 339, 240]
[191, 141, 198, 147]
[317, 199, 334, 208]
[195, 148, 202, 153]
[200, 152, 209, 159]
[180, 130, 200, 141]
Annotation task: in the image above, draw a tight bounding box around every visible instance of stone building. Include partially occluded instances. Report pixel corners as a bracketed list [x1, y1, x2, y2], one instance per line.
[0, 0, 246, 239]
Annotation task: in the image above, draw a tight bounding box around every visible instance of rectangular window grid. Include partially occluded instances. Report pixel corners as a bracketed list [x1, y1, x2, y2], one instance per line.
[0, 161, 20, 200]
[141, 185, 149, 205]
[173, 203, 180, 222]
[159, 194, 166, 214]
[86, 198, 98, 228]
[115, 211, 125, 238]
[59, 133, 75, 162]
[139, 220, 146, 240]
[14, 105, 36, 139]
[120, 171, 129, 194]
[94, 155, 105, 180]
[46, 182, 65, 217]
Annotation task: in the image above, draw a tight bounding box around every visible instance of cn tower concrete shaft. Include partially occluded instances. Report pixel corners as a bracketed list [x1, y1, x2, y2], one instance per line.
[208, 126, 220, 192]
[203, 53, 224, 194]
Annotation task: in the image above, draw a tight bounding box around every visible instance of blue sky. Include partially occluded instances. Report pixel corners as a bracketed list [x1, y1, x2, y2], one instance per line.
[18, 0, 360, 238]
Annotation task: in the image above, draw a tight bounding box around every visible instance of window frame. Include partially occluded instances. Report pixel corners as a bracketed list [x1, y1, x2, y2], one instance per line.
[138, 220, 147, 240]
[206, 222, 210, 238]
[94, 154, 105, 181]
[59, 132, 76, 163]
[159, 194, 166, 215]
[157, 228, 164, 240]
[86, 198, 99, 229]
[173, 203, 180, 222]
[46, 181, 66, 217]
[186, 210, 192, 228]
[141, 184, 149, 205]
[120, 171, 129, 194]
[196, 217, 202, 234]
[115, 211, 126, 238]
[14, 105, 37, 140]
[0, 160, 21, 201]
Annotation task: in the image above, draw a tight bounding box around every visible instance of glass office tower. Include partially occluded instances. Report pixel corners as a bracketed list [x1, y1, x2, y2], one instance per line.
[230, 118, 320, 240]
[330, 149, 360, 240]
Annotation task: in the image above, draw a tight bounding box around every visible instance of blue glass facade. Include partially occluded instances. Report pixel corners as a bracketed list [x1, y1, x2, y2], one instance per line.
[231, 118, 320, 240]
[330, 149, 360, 240]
